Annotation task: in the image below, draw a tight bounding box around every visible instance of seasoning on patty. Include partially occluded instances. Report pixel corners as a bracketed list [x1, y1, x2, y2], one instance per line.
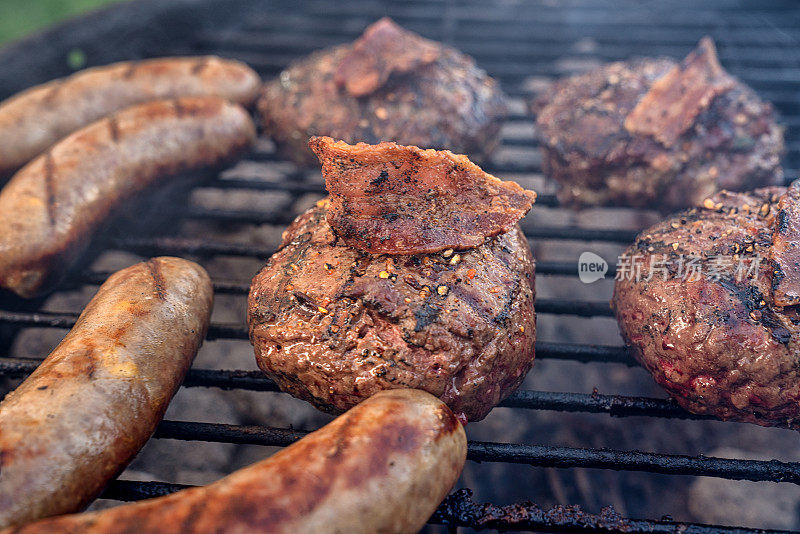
[248, 139, 537, 422]
[613, 185, 800, 428]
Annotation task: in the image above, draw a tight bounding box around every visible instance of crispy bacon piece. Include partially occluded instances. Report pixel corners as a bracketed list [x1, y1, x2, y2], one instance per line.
[771, 184, 800, 306]
[309, 136, 536, 255]
[624, 37, 735, 147]
[334, 17, 441, 98]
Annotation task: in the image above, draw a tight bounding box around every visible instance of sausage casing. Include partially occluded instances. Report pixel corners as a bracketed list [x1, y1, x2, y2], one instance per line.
[0, 96, 255, 297]
[0, 56, 260, 175]
[0, 257, 213, 529]
[6, 389, 466, 534]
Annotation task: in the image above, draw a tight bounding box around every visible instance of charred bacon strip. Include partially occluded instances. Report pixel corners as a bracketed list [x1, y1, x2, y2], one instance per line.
[771, 184, 800, 306]
[309, 136, 536, 255]
[334, 17, 441, 97]
[624, 37, 735, 147]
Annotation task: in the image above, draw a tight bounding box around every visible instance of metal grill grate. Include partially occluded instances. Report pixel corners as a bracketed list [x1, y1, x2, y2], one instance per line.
[1, 1, 800, 532]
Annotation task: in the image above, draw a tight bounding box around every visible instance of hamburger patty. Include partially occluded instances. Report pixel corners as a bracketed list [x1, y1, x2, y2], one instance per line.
[613, 186, 800, 428]
[257, 18, 507, 166]
[532, 38, 783, 211]
[248, 202, 536, 422]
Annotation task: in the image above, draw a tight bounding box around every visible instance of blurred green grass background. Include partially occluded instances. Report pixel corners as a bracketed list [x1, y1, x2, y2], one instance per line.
[0, 0, 121, 45]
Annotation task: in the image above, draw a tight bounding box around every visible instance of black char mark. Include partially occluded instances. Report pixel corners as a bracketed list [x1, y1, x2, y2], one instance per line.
[718, 278, 791, 345]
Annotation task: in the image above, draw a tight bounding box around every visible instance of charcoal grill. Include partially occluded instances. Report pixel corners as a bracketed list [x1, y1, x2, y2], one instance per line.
[1, 0, 800, 532]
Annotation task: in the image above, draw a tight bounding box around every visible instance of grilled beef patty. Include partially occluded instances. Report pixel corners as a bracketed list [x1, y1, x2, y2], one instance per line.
[532, 38, 783, 211]
[248, 201, 536, 422]
[613, 186, 800, 428]
[257, 18, 507, 166]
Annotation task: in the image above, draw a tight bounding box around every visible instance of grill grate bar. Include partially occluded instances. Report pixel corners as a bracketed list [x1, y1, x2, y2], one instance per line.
[102, 480, 190, 502]
[150, 420, 800, 483]
[0, 357, 281, 392]
[0, 310, 243, 340]
[536, 300, 613, 317]
[499, 390, 706, 420]
[0, 300, 613, 342]
[77, 262, 608, 296]
[0, 357, 706, 420]
[218, 20, 800, 47]
[236, 57, 800, 97]
[110, 236, 275, 259]
[227, 53, 800, 113]
[238, 14, 800, 40]
[0, 340, 632, 374]
[222, 44, 800, 88]
[0, 335, 627, 369]
[176, 208, 636, 244]
[115, 217, 637, 247]
[534, 342, 631, 365]
[207, 177, 325, 194]
[156, 420, 307, 445]
[210, 28, 800, 67]
[466, 442, 800, 483]
[241, 4, 800, 30]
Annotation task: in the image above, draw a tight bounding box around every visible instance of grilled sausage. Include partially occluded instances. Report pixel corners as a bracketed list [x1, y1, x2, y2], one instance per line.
[0, 56, 260, 176]
[0, 96, 255, 297]
[5, 389, 466, 534]
[0, 257, 213, 529]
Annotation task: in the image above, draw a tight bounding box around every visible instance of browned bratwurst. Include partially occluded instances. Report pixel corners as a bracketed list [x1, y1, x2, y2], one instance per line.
[249, 139, 536, 422]
[0, 96, 255, 298]
[0, 257, 213, 529]
[613, 186, 800, 427]
[0, 56, 260, 176]
[6, 389, 466, 534]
